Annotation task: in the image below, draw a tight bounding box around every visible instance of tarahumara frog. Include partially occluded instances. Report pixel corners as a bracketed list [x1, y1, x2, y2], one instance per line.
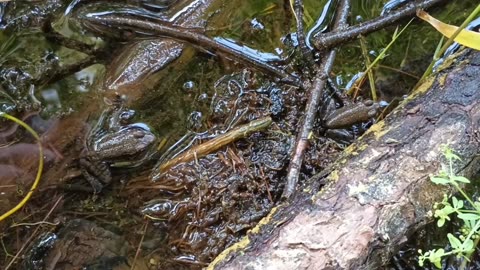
[321, 99, 379, 144]
[80, 104, 156, 193]
[324, 99, 379, 129]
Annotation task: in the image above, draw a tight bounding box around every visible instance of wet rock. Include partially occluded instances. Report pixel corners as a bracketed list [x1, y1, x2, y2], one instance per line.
[0, 0, 63, 31]
[23, 219, 130, 270]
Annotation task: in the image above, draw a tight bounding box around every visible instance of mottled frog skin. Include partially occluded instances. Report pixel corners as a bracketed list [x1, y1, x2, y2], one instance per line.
[80, 106, 156, 193]
[324, 99, 379, 129]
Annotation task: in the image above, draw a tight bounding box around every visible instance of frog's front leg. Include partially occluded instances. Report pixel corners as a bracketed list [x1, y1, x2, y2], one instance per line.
[324, 128, 355, 145]
[79, 155, 112, 194]
[324, 99, 379, 129]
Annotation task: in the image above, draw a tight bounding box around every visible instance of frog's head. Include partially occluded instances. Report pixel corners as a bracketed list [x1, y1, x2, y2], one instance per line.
[94, 123, 156, 161]
[363, 100, 379, 117]
[124, 123, 156, 153]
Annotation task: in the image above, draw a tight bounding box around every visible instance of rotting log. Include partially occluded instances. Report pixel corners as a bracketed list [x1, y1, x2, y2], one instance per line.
[208, 48, 480, 270]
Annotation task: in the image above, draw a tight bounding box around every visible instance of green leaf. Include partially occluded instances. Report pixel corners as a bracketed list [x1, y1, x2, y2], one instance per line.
[451, 175, 470, 184]
[457, 213, 480, 221]
[434, 248, 445, 257]
[447, 233, 462, 250]
[435, 205, 454, 227]
[431, 249, 445, 268]
[418, 258, 424, 267]
[452, 196, 459, 208]
[430, 176, 450, 185]
[463, 239, 474, 253]
[450, 152, 462, 161]
[437, 217, 446, 227]
[440, 145, 461, 161]
[455, 198, 463, 209]
[441, 205, 455, 215]
[466, 219, 476, 230]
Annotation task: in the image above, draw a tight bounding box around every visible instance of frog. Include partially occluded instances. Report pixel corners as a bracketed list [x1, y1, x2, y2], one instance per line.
[324, 99, 379, 129]
[322, 99, 379, 144]
[80, 102, 156, 193]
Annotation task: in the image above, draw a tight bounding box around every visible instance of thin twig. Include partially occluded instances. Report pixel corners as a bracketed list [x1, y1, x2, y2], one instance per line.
[377, 64, 420, 79]
[131, 220, 148, 270]
[35, 55, 96, 87]
[291, 0, 314, 67]
[9, 221, 60, 227]
[312, 0, 447, 51]
[151, 117, 272, 180]
[282, 0, 351, 199]
[81, 15, 301, 87]
[42, 21, 97, 55]
[5, 196, 63, 270]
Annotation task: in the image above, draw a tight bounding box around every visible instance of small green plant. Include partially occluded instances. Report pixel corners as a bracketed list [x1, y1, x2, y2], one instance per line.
[418, 146, 480, 269]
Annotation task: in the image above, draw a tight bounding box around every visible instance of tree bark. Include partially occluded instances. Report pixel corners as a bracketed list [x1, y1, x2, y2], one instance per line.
[208, 48, 480, 270]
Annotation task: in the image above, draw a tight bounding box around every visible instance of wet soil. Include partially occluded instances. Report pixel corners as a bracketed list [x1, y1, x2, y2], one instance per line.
[0, 1, 476, 270]
[0, 1, 336, 269]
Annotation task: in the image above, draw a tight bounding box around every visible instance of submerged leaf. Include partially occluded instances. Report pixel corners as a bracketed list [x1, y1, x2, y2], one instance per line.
[417, 10, 480, 50]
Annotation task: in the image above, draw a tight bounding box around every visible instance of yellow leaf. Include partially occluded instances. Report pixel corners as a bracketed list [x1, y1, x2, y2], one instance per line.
[417, 10, 480, 50]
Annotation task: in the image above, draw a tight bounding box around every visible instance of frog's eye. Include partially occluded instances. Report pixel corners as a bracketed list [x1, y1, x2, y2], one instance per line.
[120, 110, 136, 123]
[368, 109, 378, 117]
[364, 100, 374, 106]
[133, 130, 146, 138]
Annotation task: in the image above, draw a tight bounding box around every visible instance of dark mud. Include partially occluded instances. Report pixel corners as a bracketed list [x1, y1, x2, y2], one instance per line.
[0, 1, 473, 269]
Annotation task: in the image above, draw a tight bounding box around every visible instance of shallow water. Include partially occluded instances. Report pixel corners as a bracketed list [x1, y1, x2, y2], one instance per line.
[0, 0, 477, 269]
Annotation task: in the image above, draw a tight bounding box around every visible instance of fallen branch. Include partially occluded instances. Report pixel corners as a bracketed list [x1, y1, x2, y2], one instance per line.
[210, 48, 480, 269]
[151, 117, 272, 180]
[282, 0, 350, 199]
[291, 0, 314, 67]
[80, 14, 301, 86]
[312, 0, 447, 51]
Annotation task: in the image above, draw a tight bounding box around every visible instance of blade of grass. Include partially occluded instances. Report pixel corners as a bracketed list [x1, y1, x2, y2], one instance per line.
[417, 4, 480, 84]
[0, 112, 44, 222]
[359, 36, 377, 101]
[418, 10, 480, 50]
[347, 19, 414, 96]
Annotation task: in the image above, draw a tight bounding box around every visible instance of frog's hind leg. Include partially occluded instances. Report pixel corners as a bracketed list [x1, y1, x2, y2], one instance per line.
[79, 159, 111, 194]
[82, 171, 104, 194]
